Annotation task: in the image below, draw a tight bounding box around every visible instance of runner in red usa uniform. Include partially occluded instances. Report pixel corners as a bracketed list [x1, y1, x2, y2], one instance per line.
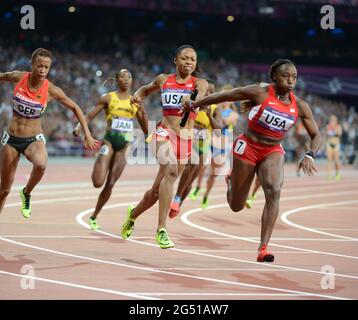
[183, 59, 322, 262]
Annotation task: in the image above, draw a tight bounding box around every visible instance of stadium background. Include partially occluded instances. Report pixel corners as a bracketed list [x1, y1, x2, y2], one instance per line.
[1, 0, 357, 166]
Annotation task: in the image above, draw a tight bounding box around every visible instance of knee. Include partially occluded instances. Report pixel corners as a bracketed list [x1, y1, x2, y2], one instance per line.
[264, 185, 281, 201]
[33, 162, 46, 173]
[92, 179, 104, 189]
[229, 202, 245, 213]
[166, 168, 179, 182]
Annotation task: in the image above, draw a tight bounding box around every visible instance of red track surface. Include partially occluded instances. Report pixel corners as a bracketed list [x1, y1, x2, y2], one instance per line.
[1, 159, 357, 300]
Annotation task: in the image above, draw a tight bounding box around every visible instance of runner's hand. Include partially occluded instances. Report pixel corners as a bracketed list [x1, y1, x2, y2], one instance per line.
[130, 95, 143, 108]
[298, 157, 317, 176]
[84, 135, 99, 150]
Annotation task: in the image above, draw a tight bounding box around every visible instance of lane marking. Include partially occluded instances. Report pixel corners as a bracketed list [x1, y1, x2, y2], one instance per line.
[1, 235, 348, 300]
[280, 200, 358, 241]
[0, 270, 158, 300]
[180, 202, 358, 260]
[76, 208, 354, 299]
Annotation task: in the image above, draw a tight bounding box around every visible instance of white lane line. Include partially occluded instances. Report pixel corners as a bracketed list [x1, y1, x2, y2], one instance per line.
[0, 270, 158, 300]
[180, 191, 358, 260]
[280, 200, 358, 241]
[76, 208, 353, 299]
[206, 189, 358, 201]
[153, 268, 301, 271]
[187, 250, 325, 253]
[131, 293, 305, 296]
[181, 205, 358, 260]
[1, 234, 348, 300]
[82, 207, 358, 276]
[315, 228, 358, 231]
[0, 236, 104, 239]
[1, 236, 354, 241]
[4, 194, 140, 208]
[7, 186, 149, 198]
[11, 180, 155, 191]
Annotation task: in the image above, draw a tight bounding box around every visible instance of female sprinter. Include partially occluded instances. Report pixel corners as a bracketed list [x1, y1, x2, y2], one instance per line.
[183, 58, 322, 262]
[0, 48, 98, 217]
[121, 45, 208, 249]
[73, 69, 148, 230]
[168, 79, 222, 218]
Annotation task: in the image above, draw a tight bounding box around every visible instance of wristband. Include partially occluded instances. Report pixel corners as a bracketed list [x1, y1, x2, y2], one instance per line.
[305, 153, 314, 162]
[306, 151, 315, 159]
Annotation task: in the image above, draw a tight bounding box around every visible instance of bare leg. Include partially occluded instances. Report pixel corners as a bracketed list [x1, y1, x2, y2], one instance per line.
[333, 148, 340, 177]
[91, 147, 128, 220]
[196, 164, 206, 189]
[227, 156, 256, 212]
[158, 163, 185, 229]
[23, 141, 48, 195]
[91, 142, 114, 188]
[326, 146, 333, 178]
[256, 152, 284, 249]
[180, 163, 204, 201]
[131, 165, 164, 219]
[0, 145, 20, 214]
[251, 176, 262, 197]
[176, 163, 198, 198]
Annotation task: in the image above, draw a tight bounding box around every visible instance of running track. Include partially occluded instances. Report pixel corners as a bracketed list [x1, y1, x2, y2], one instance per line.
[1, 158, 357, 300]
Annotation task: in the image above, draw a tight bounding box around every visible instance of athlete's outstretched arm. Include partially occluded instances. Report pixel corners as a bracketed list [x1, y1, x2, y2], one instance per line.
[189, 85, 264, 110]
[135, 103, 149, 136]
[130, 74, 168, 106]
[297, 98, 322, 176]
[49, 83, 98, 150]
[73, 94, 110, 136]
[0, 71, 25, 83]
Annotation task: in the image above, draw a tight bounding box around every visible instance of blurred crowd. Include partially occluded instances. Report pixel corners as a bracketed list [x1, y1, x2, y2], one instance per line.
[1, 45, 357, 164]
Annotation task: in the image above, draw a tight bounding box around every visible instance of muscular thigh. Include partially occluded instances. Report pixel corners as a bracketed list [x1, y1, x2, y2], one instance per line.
[257, 152, 284, 190]
[24, 141, 48, 166]
[107, 146, 128, 182]
[230, 156, 256, 200]
[92, 142, 114, 179]
[0, 145, 20, 186]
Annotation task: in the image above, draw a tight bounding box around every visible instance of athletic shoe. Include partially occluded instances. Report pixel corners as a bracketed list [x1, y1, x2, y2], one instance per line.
[20, 188, 31, 219]
[155, 228, 174, 249]
[169, 199, 180, 219]
[121, 205, 136, 239]
[257, 244, 275, 262]
[89, 217, 100, 230]
[188, 187, 200, 201]
[335, 173, 341, 181]
[245, 194, 257, 209]
[201, 196, 209, 209]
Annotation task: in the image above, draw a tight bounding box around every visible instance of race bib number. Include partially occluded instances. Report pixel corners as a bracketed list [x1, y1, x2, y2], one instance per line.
[193, 128, 207, 140]
[1, 131, 9, 146]
[35, 134, 46, 144]
[111, 118, 134, 132]
[233, 139, 247, 155]
[99, 144, 109, 156]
